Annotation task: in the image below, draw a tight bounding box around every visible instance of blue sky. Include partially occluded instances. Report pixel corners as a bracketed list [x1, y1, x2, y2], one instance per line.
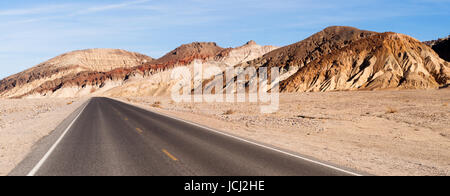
[0, 0, 449, 79]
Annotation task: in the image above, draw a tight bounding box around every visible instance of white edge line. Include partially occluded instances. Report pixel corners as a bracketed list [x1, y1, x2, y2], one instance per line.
[27, 100, 90, 176]
[120, 99, 363, 176]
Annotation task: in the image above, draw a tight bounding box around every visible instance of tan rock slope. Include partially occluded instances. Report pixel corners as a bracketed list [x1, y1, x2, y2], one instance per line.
[0, 43, 227, 98]
[0, 49, 153, 98]
[153, 42, 225, 66]
[103, 41, 278, 97]
[40, 48, 153, 71]
[280, 32, 450, 92]
[0, 42, 277, 98]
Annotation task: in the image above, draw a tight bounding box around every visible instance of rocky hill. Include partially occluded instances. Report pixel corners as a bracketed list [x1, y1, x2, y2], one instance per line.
[280, 32, 450, 92]
[102, 41, 278, 97]
[214, 26, 379, 93]
[244, 26, 376, 70]
[1, 26, 448, 98]
[0, 49, 153, 98]
[153, 42, 225, 66]
[425, 36, 450, 62]
[0, 42, 278, 98]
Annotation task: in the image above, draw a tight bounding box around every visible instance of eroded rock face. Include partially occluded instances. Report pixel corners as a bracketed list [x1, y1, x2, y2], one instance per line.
[245, 26, 377, 70]
[280, 33, 450, 92]
[102, 41, 279, 97]
[40, 48, 153, 71]
[0, 49, 153, 98]
[3, 27, 448, 98]
[425, 36, 450, 62]
[0, 42, 278, 98]
[216, 40, 278, 67]
[213, 26, 379, 94]
[152, 42, 225, 66]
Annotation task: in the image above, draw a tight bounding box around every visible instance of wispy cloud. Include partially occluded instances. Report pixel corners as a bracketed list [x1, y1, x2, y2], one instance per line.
[72, 0, 150, 15]
[0, 4, 71, 16]
[0, 0, 151, 18]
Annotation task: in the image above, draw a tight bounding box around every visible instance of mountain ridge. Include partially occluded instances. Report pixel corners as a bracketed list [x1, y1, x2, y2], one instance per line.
[280, 32, 449, 92]
[0, 41, 278, 98]
[1, 26, 449, 98]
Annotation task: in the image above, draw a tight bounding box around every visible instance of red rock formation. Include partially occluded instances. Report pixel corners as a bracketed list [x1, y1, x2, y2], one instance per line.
[152, 42, 227, 66]
[246, 26, 377, 70]
[280, 32, 450, 92]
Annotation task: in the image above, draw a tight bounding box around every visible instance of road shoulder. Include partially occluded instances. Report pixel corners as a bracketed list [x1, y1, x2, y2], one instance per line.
[7, 99, 89, 176]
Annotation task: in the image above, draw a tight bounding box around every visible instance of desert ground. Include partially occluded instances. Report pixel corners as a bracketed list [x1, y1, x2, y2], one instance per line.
[119, 89, 450, 176]
[0, 89, 448, 176]
[0, 98, 85, 175]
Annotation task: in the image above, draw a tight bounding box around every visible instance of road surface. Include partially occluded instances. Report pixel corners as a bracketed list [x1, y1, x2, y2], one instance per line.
[11, 97, 361, 176]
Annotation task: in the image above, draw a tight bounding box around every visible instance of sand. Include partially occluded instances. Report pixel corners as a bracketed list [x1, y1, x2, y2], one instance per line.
[0, 98, 84, 175]
[119, 89, 450, 176]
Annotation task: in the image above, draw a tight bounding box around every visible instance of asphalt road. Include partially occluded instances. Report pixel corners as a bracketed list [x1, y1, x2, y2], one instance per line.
[11, 97, 361, 176]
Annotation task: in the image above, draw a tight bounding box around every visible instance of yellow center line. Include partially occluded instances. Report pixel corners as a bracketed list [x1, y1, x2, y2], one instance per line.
[136, 128, 143, 134]
[124, 117, 128, 121]
[162, 149, 178, 161]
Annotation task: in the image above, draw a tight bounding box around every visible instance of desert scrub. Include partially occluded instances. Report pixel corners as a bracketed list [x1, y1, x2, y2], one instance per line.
[386, 107, 398, 114]
[151, 101, 162, 108]
[223, 109, 235, 115]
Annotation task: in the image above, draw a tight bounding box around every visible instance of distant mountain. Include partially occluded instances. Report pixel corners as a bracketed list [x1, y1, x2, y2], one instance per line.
[2, 26, 448, 98]
[245, 26, 377, 70]
[215, 26, 379, 93]
[152, 42, 225, 66]
[425, 36, 450, 62]
[0, 49, 153, 98]
[281, 32, 449, 92]
[103, 41, 278, 97]
[0, 42, 278, 98]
